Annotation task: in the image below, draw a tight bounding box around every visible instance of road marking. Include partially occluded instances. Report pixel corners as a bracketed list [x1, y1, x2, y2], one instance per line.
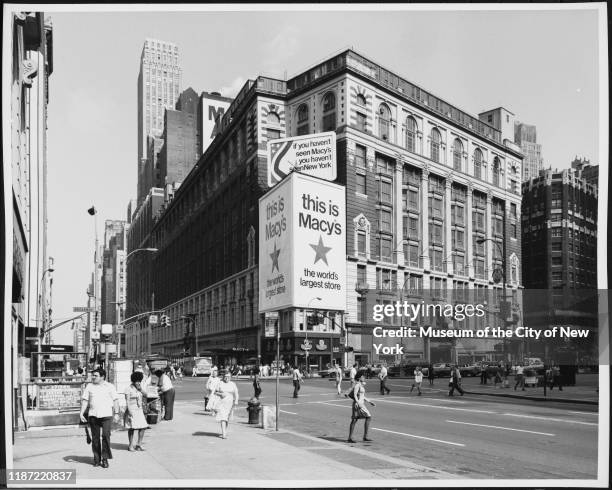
[279, 410, 297, 415]
[370, 398, 496, 414]
[567, 410, 598, 416]
[446, 420, 555, 436]
[317, 402, 350, 408]
[372, 427, 465, 447]
[502, 413, 598, 426]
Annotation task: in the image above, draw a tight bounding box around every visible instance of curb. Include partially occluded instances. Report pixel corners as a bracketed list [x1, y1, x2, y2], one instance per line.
[464, 390, 598, 405]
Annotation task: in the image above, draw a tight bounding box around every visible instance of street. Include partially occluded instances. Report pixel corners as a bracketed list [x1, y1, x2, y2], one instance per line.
[176, 375, 598, 479]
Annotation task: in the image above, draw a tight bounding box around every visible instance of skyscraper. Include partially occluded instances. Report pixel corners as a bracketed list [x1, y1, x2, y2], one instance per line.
[137, 38, 182, 205]
[514, 122, 544, 181]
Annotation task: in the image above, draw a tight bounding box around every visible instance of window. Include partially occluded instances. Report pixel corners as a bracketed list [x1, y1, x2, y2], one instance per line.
[355, 144, 366, 168]
[356, 112, 367, 132]
[356, 94, 367, 108]
[380, 209, 392, 232]
[453, 138, 463, 171]
[405, 243, 420, 267]
[429, 223, 443, 245]
[430, 128, 441, 162]
[473, 210, 485, 232]
[492, 157, 501, 186]
[430, 249, 444, 272]
[408, 188, 419, 210]
[428, 195, 444, 219]
[355, 172, 366, 195]
[380, 238, 392, 261]
[379, 180, 393, 204]
[551, 228, 562, 237]
[451, 204, 464, 226]
[322, 92, 336, 131]
[297, 104, 309, 135]
[453, 255, 465, 276]
[452, 229, 464, 250]
[378, 104, 391, 141]
[404, 216, 419, 239]
[474, 149, 483, 179]
[474, 258, 485, 279]
[266, 128, 281, 140]
[552, 242, 562, 251]
[406, 117, 417, 152]
[357, 233, 366, 257]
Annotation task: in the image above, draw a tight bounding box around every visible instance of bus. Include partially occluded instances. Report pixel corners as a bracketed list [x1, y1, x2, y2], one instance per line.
[183, 356, 213, 376]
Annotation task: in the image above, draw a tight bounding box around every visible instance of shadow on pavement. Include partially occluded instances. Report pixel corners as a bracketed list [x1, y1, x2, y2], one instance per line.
[63, 455, 93, 466]
[110, 442, 131, 451]
[192, 431, 222, 438]
[318, 435, 349, 443]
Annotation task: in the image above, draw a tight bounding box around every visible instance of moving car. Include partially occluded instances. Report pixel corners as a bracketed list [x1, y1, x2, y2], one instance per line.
[459, 364, 481, 377]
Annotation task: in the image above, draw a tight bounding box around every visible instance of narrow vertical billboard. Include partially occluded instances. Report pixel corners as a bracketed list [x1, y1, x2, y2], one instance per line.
[259, 172, 346, 313]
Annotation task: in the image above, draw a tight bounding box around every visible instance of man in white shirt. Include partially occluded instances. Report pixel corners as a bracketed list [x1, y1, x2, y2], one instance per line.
[79, 368, 120, 468]
[292, 366, 304, 398]
[378, 365, 391, 395]
[514, 363, 525, 391]
[156, 369, 175, 420]
[334, 364, 343, 396]
[410, 366, 423, 395]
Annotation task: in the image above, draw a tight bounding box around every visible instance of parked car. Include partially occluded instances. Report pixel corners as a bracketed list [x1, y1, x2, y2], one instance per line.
[433, 363, 452, 378]
[459, 364, 481, 377]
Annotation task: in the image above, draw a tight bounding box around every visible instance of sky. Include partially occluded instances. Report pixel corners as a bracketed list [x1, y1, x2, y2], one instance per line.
[23, 4, 604, 344]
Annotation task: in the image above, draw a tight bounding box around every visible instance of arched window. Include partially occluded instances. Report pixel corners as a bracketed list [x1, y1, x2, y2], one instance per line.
[322, 92, 336, 131]
[473, 148, 483, 179]
[378, 104, 391, 141]
[405, 117, 417, 153]
[356, 94, 367, 107]
[430, 128, 441, 163]
[492, 157, 500, 186]
[267, 112, 280, 125]
[297, 104, 309, 135]
[453, 138, 463, 171]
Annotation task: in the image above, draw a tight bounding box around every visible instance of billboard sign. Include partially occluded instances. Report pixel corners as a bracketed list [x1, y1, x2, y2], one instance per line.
[267, 132, 336, 187]
[259, 172, 346, 313]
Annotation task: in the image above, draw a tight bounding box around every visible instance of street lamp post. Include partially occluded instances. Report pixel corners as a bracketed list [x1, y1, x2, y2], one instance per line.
[181, 313, 198, 357]
[305, 297, 322, 373]
[37, 267, 55, 377]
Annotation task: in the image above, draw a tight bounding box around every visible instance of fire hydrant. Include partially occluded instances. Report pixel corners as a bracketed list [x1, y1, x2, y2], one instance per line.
[246, 397, 261, 425]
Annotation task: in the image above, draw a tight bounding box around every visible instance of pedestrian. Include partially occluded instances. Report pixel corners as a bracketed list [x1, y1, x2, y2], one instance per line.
[79, 368, 120, 468]
[410, 366, 423, 395]
[344, 363, 358, 397]
[494, 363, 503, 386]
[253, 372, 262, 399]
[448, 365, 464, 396]
[514, 363, 525, 391]
[156, 369, 176, 420]
[549, 364, 563, 391]
[378, 364, 391, 395]
[214, 371, 239, 439]
[192, 364, 198, 377]
[205, 368, 220, 412]
[480, 364, 488, 384]
[334, 364, 343, 396]
[124, 371, 148, 452]
[427, 363, 435, 386]
[347, 375, 376, 443]
[292, 365, 304, 398]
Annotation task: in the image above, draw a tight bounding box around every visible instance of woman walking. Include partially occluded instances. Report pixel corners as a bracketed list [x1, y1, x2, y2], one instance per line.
[214, 371, 239, 439]
[205, 368, 220, 413]
[124, 371, 148, 451]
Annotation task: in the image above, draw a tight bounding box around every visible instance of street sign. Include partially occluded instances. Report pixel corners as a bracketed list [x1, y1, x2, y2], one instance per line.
[91, 331, 100, 340]
[267, 132, 337, 187]
[149, 315, 159, 325]
[264, 312, 278, 338]
[116, 325, 125, 333]
[73, 306, 95, 312]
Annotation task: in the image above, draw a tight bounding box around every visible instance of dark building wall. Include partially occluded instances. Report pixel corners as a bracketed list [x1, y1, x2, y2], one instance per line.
[159, 109, 198, 185]
[521, 169, 598, 289]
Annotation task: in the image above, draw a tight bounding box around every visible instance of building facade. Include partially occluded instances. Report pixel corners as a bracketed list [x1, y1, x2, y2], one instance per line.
[8, 11, 53, 383]
[100, 220, 127, 327]
[514, 122, 544, 182]
[125, 50, 524, 367]
[137, 38, 182, 206]
[521, 167, 598, 364]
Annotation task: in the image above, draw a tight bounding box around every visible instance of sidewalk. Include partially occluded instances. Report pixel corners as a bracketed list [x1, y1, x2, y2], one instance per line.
[459, 373, 599, 404]
[11, 400, 454, 484]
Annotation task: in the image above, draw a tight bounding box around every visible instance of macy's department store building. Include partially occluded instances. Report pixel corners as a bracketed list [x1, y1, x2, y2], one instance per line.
[125, 49, 523, 369]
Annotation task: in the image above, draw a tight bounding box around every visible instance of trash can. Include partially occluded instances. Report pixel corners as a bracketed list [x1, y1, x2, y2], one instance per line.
[246, 398, 261, 425]
[146, 396, 161, 425]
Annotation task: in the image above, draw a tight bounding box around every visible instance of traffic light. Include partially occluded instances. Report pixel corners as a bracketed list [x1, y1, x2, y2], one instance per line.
[160, 315, 171, 328]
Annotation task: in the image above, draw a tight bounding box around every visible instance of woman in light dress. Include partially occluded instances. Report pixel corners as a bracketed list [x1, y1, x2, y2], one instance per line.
[205, 368, 220, 413]
[124, 371, 148, 451]
[214, 371, 239, 439]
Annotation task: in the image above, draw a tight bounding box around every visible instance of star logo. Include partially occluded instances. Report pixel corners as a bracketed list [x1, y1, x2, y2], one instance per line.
[269, 242, 281, 273]
[309, 235, 332, 266]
